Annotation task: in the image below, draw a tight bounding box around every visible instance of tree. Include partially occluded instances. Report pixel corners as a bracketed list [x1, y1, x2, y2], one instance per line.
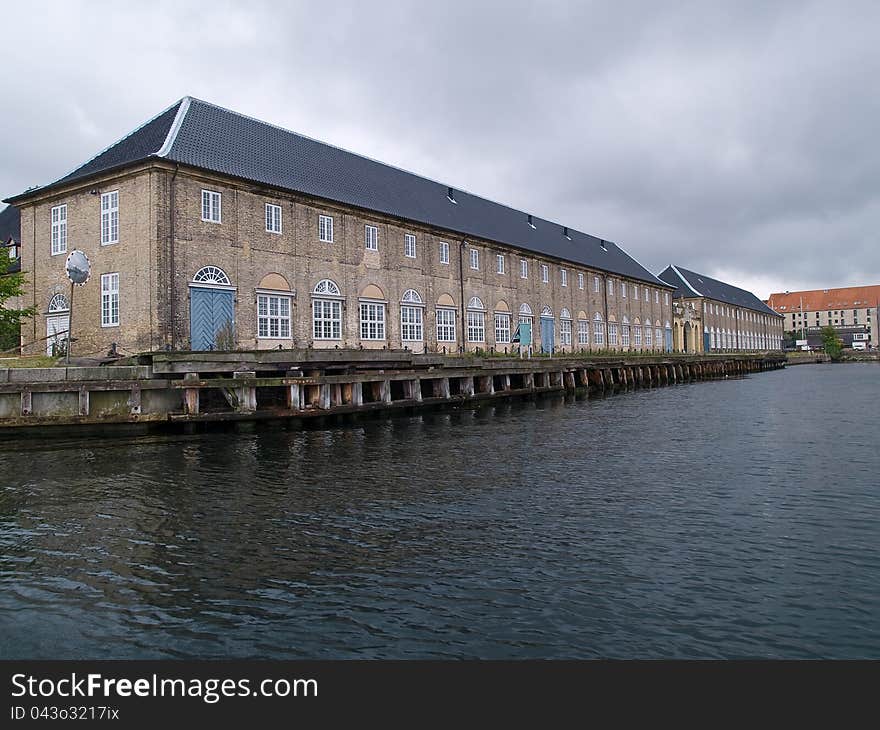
[0, 257, 35, 352]
[820, 325, 843, 361]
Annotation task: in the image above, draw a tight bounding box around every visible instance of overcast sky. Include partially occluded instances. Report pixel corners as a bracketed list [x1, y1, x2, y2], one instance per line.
[2, 0, 878, 297]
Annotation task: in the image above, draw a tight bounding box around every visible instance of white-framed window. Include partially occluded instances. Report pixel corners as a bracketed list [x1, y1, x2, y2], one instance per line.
[319, 214, 334, 243]
[312, 279, 342, 340]
[656, 326, 662, 345]
[404, 233, 417, 258]
[494, 312, 511, 343]
[645, 288, 649, 303]
[593, 314, 605, 346]
[655, 290, 659, 304]
[100, 273, 119, 327]
[201, 190, 221, 223]
[257, 293, 291, 338]
[541, 264, 549, 283]
[365, 224, 378, 251]
[577, 319, 589, 345]
[51, 204, 67, 255]
[400, 289, 424, 342]
[621, 282, 627, 298]
[496, 254, 505, 274]
[470, 248, 479, 270]
[560, 317, 572, 345]
[101, 191, 119, 245]
[608, 322, 618, 346]
[594, 276, 600, 293]
[561, 269, 568, 287]
[608, 279, 614, 296]
[634, 325, 642, 347]
[436, 308, 456, 342]
[665, 292, 669, 305]
[634, 285, 638, 299]
[645, 324, 653, 347]
[439, 241, 449, 264]
[265, 203, 282, 234]
[467, 310, 485, 342]
[521, 259, 528, 279]
[360, 302, 386, 340]
[578, 273, 584, 290]
[621, 323, 630, 347]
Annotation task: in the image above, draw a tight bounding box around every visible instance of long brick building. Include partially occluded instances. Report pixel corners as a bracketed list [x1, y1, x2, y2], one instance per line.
[658, 265, 784, 352]
[5, 97, 685, 358]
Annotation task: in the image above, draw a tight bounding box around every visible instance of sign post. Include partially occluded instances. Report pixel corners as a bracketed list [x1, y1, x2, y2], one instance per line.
[64, 249, 91, 364]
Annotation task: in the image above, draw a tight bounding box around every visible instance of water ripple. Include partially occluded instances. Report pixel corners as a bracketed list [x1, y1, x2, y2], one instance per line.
[1, 364, 879, 658]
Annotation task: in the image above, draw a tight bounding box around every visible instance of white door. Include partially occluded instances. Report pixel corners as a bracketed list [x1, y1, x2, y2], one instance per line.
[46, 315, 69, 355]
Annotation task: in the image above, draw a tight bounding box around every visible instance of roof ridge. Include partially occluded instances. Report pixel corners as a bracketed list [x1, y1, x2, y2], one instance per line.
[49, 98, 185, 187]
[670, 265, 702, 296]
[156, 97, 192, 158]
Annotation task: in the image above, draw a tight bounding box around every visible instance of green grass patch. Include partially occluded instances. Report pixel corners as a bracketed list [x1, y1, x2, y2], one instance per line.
[0, 356, 60, 368]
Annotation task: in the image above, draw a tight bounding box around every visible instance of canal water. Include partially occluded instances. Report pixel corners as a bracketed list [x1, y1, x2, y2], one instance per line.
[1, 363, 878, 659]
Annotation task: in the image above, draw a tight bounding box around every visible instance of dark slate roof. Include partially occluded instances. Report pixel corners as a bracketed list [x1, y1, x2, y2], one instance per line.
[54, 101, 183, 187]
[0, 204, 20, 244]
[657, 265, 781, 317]
[6, 97, 671, 287]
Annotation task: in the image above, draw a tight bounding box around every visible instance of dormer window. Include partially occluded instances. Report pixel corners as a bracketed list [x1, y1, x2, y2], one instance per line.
[527, 214, 536, 229]
[563, 226, 571, 240]
[447, 187, 457, 204]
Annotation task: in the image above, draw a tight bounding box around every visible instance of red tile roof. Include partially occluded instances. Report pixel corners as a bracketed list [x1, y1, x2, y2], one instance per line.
[767, 285, 880, 312]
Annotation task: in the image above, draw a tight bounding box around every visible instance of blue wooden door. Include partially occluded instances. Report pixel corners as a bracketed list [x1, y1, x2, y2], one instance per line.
[703, 332, 710, 352]
[190, 287, 235, 350]
[540, 317, 554, 354]
[665, 328, 673, 352]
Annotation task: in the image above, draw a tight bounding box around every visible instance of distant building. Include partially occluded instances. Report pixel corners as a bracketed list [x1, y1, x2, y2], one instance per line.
[766, 286, 880, 348]
[0, 204, 20, 272]
[657, 265, 784, 352]
[0, 205, 23, 338]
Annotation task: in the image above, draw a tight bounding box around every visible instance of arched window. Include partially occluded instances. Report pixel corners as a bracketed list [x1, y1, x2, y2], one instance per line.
[48, 293, 69, 312]
[519, 303, 532, 316]
[593, 312, 605, 346]
[540, 306, 552, 317]
[257, 274, 292, 340]
[312, 279, 342, 340]
[559, 308, 572, 345]
[192, 266, 230, 285]
[467, 297, 485, 342]
[621, 316, 630, 347]
[313, 279, 341, 296]
[401, 289, 424, 342]
[644, 320, 653, 347]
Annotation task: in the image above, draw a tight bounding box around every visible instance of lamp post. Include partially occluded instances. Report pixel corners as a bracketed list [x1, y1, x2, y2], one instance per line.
[800, 295, 805, 342]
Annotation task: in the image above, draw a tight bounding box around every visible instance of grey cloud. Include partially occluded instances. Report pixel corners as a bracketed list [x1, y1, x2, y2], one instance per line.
[2, 0, 878, 296]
